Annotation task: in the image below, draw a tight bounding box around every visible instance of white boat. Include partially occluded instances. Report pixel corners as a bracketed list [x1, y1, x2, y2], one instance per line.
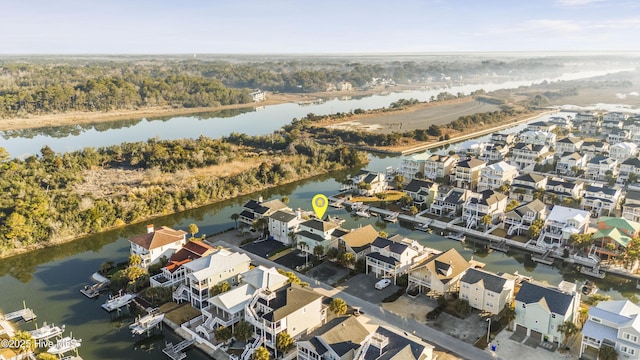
[129, 308, 165, 335]
[581, 280, 598, 296]
[327, 216, 346, 225]
[384, 212, 399, 223]
[416, 223, 430, 232]
[447, 232, 466, 243]
[355, 210, 371, 218]
[28, 322, 65, 340]
[48, 336, 82, 355]
[101, 292, 135, 312]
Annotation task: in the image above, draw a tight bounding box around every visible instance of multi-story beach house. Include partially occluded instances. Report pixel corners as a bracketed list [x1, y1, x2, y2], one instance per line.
[610, 142, 639, 162]
[462, 190, 508, 228]
[555, 152, 586, 175]
[509, 173, 547, 203]
[366, 235, 431, 284]
[591, 217, 640, 260]
[518, 130, 556, 148]
[602, 111, 628, 128]
[452, 157, 486, 190]
[430, 187, 474, 217]
[459, 268, 515, 315]
[295, 219, 341, 253]
[623, 188, 640, 223]
[581, 184, 621, 217]
[514, 281, 581, 344]
[537, 205, 590, 247]
[491, 132, 516, 146]
[129, 224, 187, 268]
[510, 143, 552, 171]
[607, 128, 631, 145]
[585, 155, 618, 181]
[268, 209, 304, 244]
[150, 239, 215, 287]
[239, 197, 291, 227]
[403, 179, 438, 207]
[335, 224, 380, 262]
[481, 143, 510, 163]
[526, 121, 557, 133]
[581, 141, 610, 158]
[544, 178, 584, 204]
[477, 161, 518, 192]
[399, 152, 431, 180]
[345, 170, 388, 196]
[619, 157, 640, 183]
[555, 137, 584, 155]
[408, 249, 471, 295]
[423, 154, 459, 180]
[548, 115, 573, 130]
[580, 300, 640, 360]
[503, 199, 547, 236]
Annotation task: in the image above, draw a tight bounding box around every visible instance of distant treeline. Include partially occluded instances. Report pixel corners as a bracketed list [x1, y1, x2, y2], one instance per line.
[0, 57, 571, 117]
[0, 133, 366, 255]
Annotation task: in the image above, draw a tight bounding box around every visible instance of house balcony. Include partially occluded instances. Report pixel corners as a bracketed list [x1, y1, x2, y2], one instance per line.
[150, 273, 174, 287]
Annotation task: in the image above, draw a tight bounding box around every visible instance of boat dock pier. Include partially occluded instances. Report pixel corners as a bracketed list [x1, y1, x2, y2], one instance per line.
[162, 338, 196, 360]
[532, 249, 554, 265]
[489, 239, 509, 253]
[130, 308, 165, 336]
[1, 306, 36, 322]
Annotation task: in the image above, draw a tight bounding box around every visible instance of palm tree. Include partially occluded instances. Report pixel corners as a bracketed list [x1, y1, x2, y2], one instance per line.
[129, 254, 142, 267]
[188, 223, 199, 238]
[231, 213, 239, 229]
[503, 305, 516, 330]
[253, 346, 270, 360]
[481, 214, 493, 231]
[11, 331, 35, 355]
[329, 298, 347, 315]
[313, 245, 324, 259]
[253, 217, 268, 238]
[557, 320, 579, 346]
[598, 344, 618, 360]
[288, 231, 297, 248]
[276, 331, 294, 353]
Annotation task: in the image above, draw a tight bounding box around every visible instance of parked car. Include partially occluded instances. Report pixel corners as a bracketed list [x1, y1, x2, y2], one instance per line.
[375, 278, 391, 290]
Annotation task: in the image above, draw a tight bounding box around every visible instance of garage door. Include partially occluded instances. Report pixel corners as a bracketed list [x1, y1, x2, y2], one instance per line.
[515, 325, 527, 336]
[530, 330, 543, 341]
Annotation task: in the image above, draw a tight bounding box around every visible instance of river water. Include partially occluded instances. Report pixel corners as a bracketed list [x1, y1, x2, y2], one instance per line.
[1, 68, 638, 359]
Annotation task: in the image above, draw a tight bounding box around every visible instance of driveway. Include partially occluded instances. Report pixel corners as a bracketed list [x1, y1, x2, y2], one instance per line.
[240, 239, 287, 258]
[306, 262, 350, 286]
[273, 250, 310, 270]
[340, 273, 400, 304]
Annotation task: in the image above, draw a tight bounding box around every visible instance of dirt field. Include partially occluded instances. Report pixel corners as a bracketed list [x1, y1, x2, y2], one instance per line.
[326, 99, 501, 134]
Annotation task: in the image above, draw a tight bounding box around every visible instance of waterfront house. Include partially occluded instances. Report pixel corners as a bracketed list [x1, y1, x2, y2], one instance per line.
[544, 178, 584, 204]
[366, 234, 431, 284]
[581, 184, 621, 217]
[574, 111, 600, 124]
[537, 206, 590, 247]
[239, 197, 291, 227]
[623, 188, 640, 223]
[619, 157, 640, 183]
[335, 224, 380, 262]
[245, 283, 326, 353]
[268, 209, 304, 245]
[517, 130, 556, 148]
[514, 280, 581, 344]
[491, 132, 516, 146]
[580, 300, 640, 359]
[462, 190, 508, 228]
[526, 121, 557, 133]
[555, 137, 584, 155]
[481, 143, 510, 163]
[173, 249, 251, 309]
[602, 111, 628, 129]
[577, 112, 602, 136]
[509, 173, 547, 203]
[250, 89, 266, 102]
[408, 249, 471, 295]
[585, 155, 618, 181]
[591, 217, 640, 260]
[150, 240, 215, 287]
[195, 266, 289, 341]
[346, 170, 388, 196]
[399, 152, 431, 180]
[296, 219, 340, 253]
[453, 157, 486, 190]
[129, 224, 187, 268]
[297, 316, 370, 360]
[510, 143, 552, 171]
[607, 128, 631, 145]
[423, 154, 459, 180]
[555, 152, 586, 175]
[503, 199, 548, 236]
[549, 116, 573, 130]
[610, 142, 639, 162]
[459, 268, 515, 315]
[477, 161, 518, 192]
[403, 179, 438, 207]
[429, 187, 474, 217]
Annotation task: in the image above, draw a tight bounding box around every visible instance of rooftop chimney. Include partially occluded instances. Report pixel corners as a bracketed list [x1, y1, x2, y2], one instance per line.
[297, 208, 302, 220]
[258, 196, 264, 203]
[147, 224, 154, 233]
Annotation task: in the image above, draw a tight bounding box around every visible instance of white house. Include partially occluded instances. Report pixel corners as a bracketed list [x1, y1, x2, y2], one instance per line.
[510, 143, 551, 171]
[403, 179, 438, 207]
[549, 116, 573, 130]
[129, 224, 187, 268]
[346, 170, 388, 196]
[430, 187, 474, 217]
[607, 128, 631, 145]
[297, 316, 370, 360]
[537, 206, 590, 247]
[491, 132, 516, 146]
[366, 235, 431, 283]
[518, 130, 556, 148]
[585, 155, 618, 181]
[295, 219, 340, 252]
[514, 280, 581, 344]
[555, 152, 586, 175]
[503, 199, 548, 236]
[173, 249, 252, 309]
[602, 111, 628, 128]
[423, 154, 459, 180]
[610, 142, 639, 162]
[510, 173, 547, 203]
[453, 157, 486, 190]
[555, 137, 584, 155]
[619, 157, 640, 183]
[580, 300, 640, 360]
[544, 178, 584, 204]
[399, 152, 431, 180]
[462, 190, 508, 228]
[149, 240, 216, 287]
[623, 188, 640, 223]
[581, 141, 610, 157]
[481, 143, 510, 163]
[239, 197, 291, 227]
[408, 249, 471, 295]
[477, 161, 518, 192]
[459, 268, 515, 315]
[268, 209, 304, 244]
[581, 184, 621, 217]
[526, 121, 557, 133]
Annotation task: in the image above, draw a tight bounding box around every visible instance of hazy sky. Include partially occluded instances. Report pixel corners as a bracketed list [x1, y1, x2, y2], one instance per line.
[1, 0, 639, 54]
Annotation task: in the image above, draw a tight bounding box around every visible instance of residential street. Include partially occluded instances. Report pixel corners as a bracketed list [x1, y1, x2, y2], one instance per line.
[210, 239, 498, 360]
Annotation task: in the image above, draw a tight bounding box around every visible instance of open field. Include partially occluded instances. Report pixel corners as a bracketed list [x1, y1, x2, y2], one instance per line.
[326, 99, 501, 133]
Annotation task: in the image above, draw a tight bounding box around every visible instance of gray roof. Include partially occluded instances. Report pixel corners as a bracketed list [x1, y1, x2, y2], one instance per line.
[363, 327, 429, 360]
[622, 157, 640, 167]
[460, 268, 507, 293]
[302, 316, 370, 357]
[585, 185, 618, 196]
[557, 137, 581, 144]
[514, 173, 546, 183]
[457, 158, 485, 168]
[367, 252, 398, 266]
[269, 210, 297, 223]
[372, 237, 409, 255]
[302, 219, 338, 232]
[404, 179, 435, 193]
[515, 281, 575, 315]
[626, 189, 640, 201]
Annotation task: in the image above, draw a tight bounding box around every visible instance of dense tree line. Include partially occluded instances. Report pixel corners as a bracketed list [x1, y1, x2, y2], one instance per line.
[0, 134, 366, 256]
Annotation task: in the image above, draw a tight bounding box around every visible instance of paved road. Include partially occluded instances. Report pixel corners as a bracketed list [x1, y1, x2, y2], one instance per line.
[210, 240, 499, 360]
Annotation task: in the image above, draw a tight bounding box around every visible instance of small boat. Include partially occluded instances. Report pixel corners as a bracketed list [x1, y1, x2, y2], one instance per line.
[581, 280, 598, 296]
[129, 308, 165, 335]
[101, 292, 135, 312]
[416, 223, 430, 232]
[48, 336, 82, 355]
[447, 232, 466, 243]
[327, 216, 346, 225]
[28, 322, 65, 340]
[384, 212, 399, 223]
[355, 210, 371, 218]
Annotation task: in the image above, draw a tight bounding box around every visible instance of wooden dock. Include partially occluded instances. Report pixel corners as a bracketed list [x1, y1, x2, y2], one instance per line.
[489, 239, 509, 253]
[162, 338, 195, 360]
[1, 307, 36, 322]
[532, 250, 554, 265]
[580, 266, 606, 279]
[80, 280, 110, 298]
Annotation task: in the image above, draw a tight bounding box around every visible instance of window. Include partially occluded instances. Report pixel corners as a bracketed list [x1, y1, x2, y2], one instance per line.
[591, 317, 601, 323]
[552, 314, 556, 319]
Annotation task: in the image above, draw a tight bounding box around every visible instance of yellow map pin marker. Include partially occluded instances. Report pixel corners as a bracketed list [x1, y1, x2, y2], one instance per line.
[312, 194, 329, 219]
